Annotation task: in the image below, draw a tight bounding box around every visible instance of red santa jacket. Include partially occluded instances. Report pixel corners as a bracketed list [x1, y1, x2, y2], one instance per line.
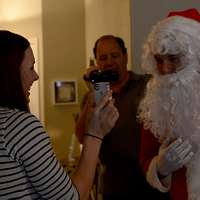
[139, 127, 188, 200]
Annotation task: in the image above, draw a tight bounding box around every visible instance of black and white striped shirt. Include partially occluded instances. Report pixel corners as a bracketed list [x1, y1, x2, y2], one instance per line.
[0, 107, 79, 199]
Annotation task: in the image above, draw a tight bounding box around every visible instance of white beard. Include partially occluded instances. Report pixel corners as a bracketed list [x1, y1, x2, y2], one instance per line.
[138, 65, 200, 200]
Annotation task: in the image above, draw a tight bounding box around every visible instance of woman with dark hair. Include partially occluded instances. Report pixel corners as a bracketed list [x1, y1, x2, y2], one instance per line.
[0, 31, 31, 111]
[0, 30, 119, 200]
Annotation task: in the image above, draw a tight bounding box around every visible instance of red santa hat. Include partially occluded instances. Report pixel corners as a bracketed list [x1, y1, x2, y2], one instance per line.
[141, 8, 200, 75]
[167, 8, 200, 23]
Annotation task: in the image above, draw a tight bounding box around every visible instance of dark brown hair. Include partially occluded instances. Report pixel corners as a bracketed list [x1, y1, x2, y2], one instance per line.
[93, 35, 127, 59]
[0, 30, 30, 111]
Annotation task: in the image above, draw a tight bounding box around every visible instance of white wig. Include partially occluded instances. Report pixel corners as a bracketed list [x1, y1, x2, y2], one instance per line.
[142, 16, 200, 76]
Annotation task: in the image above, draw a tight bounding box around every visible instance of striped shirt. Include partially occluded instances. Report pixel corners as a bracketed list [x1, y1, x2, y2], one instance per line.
[0, 107, 79, 200]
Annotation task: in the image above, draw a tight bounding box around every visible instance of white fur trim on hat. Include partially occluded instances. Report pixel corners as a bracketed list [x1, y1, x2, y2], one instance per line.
[141, 16, 200, 75]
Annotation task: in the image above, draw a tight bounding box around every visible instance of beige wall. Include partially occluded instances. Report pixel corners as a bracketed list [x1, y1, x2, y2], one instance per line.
[85, 0, 131, 69]
[42, 0, 86, 162]
[0, 0, 44, 123]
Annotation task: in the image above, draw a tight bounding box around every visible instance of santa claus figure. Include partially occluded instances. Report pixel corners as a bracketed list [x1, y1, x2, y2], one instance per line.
[138, 8, 200, 200]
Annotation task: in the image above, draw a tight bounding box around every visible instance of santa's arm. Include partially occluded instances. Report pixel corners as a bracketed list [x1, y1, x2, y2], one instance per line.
[139, 127, 171, 192]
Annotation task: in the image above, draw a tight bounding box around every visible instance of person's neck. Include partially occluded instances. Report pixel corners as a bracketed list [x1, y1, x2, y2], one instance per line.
[111, 71, 129, 94]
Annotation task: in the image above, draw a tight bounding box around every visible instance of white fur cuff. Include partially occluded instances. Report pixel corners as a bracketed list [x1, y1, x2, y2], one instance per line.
[146, 156, 171, 192]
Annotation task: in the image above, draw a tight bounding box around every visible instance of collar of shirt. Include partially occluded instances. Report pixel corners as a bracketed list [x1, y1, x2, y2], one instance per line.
[111, 71, 130, 94]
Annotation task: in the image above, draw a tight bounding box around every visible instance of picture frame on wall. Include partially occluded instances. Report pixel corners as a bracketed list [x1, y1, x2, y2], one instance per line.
[53, 80, 78, 105]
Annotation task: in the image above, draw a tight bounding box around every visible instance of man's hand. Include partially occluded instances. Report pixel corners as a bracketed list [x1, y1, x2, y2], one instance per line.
[84, 65, 99, 90]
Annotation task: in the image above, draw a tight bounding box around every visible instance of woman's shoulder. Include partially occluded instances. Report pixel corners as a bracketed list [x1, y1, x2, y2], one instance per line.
[1, 107, 47, 157]
[0, 107, 43, 138]
[2, 107, 40, 122]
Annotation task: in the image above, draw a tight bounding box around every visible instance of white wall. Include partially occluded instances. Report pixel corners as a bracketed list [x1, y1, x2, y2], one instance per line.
[85, 0, 132, 69]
